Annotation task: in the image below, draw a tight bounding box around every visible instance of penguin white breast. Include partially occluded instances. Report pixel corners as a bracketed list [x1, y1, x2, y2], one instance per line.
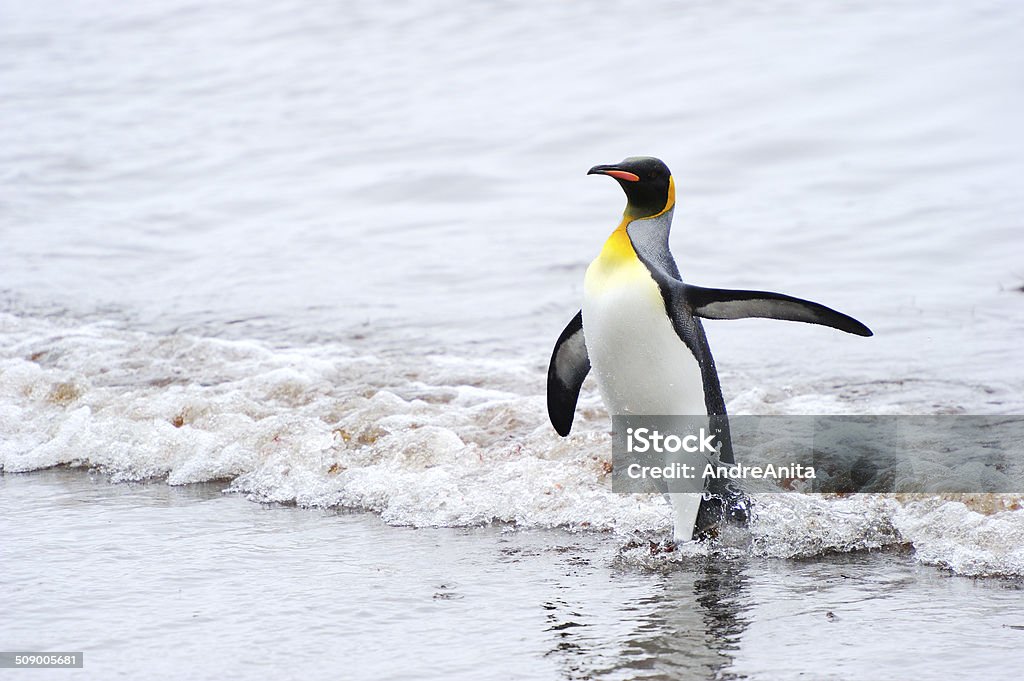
[582, 249, 706, 417]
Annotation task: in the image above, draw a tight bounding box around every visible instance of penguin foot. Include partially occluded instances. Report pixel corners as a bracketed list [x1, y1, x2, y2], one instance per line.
[694, 489, 752, 541]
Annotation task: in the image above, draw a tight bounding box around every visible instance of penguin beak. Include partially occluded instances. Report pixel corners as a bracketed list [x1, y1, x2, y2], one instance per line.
[588, 164, 640, 182]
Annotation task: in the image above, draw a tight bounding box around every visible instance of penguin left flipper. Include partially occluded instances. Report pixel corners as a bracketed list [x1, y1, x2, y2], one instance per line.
[547, 310, 591, 436]
[683, 284, 873, 337]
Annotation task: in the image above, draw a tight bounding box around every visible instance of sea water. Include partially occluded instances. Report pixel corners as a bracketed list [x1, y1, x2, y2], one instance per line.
[2, 0, 1023, 678]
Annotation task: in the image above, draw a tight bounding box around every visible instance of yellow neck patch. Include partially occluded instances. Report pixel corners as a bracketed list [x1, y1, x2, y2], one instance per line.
[596, 217, 636, 264]
[585, 219, 647, 297]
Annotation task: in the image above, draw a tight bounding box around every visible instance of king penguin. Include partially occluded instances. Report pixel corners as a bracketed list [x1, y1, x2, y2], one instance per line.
[547, 156, 872, 542]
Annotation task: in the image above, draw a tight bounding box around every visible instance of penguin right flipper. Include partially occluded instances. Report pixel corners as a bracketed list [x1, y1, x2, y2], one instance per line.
[547, 310, 591, 436]
[684, 285, 873, 337]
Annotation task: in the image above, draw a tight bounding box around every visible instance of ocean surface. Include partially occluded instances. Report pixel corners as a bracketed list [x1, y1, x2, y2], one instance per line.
[2, 0, 1023, 678]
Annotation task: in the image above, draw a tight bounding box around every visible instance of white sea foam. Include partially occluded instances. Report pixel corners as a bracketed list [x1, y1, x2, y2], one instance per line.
[2, 312, 1022, 577]
[894, 499, 1024, 578]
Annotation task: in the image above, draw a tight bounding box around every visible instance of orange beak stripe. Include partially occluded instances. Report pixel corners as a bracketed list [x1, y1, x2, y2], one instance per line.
[605, 170, 640, 182]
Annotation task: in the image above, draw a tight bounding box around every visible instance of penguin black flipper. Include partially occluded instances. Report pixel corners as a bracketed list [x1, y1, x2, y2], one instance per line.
[684, 285, 873, 337]
[547, 310, 591, 437]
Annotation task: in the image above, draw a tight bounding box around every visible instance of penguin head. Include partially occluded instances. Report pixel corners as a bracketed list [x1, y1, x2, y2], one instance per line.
[588, 156, 675, 220]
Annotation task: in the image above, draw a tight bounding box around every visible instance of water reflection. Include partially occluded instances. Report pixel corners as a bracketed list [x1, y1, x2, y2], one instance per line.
[543, 556, 752, 680]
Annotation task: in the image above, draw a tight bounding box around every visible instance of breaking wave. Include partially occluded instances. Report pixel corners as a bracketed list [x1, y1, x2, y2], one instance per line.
[2, 312, 1021, 578]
